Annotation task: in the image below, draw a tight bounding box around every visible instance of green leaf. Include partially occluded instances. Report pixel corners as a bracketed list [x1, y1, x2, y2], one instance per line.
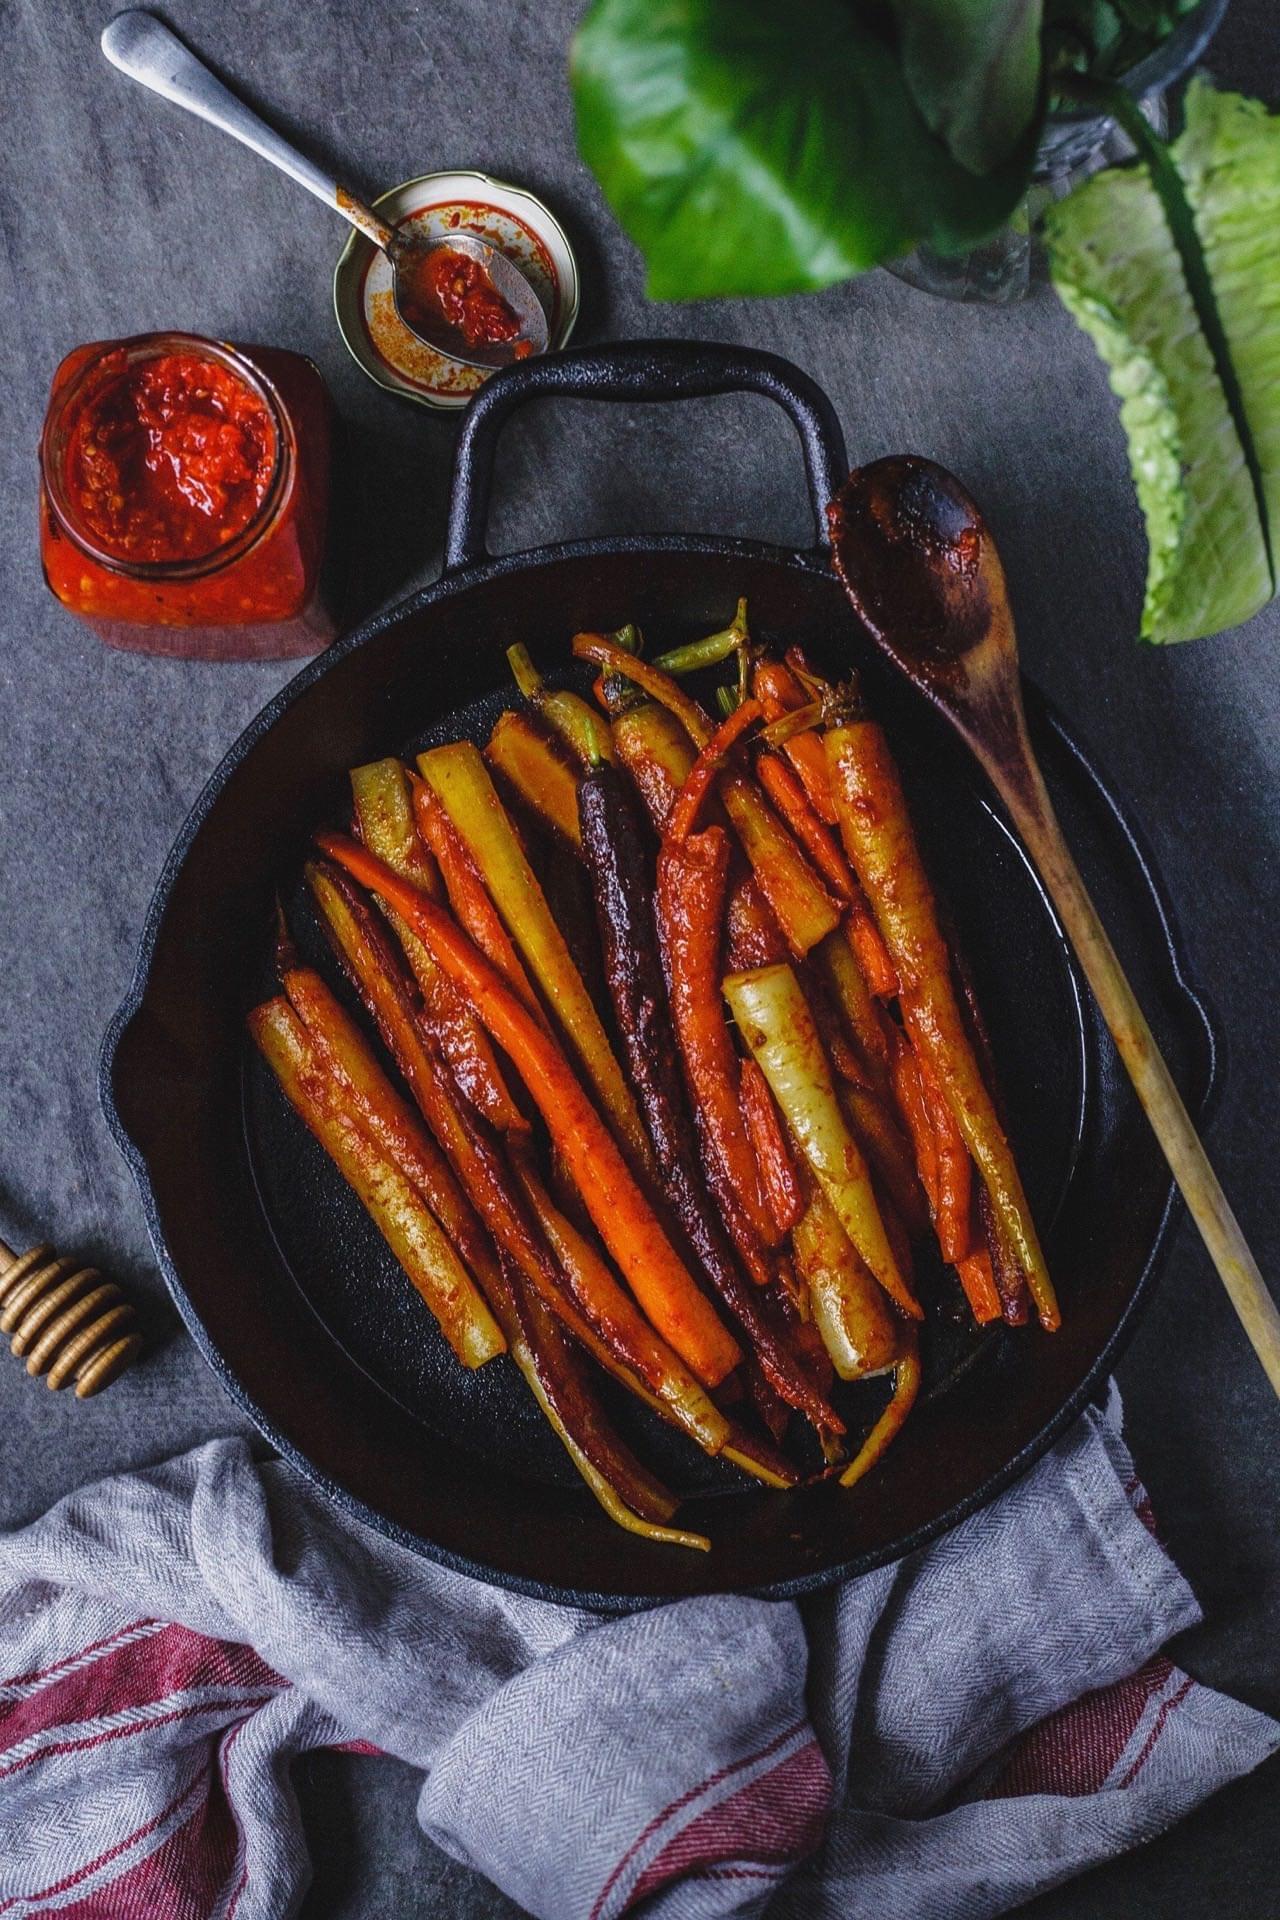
[571, 0, 1034, 299]
[1044, 81, 1279, 643]
[890, 0, 1045, 176]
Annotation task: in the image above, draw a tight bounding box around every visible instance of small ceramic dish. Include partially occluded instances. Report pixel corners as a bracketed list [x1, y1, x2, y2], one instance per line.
[334, 170, 579, 410]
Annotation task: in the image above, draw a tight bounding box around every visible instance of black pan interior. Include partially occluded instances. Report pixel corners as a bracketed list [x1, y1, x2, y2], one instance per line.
[105, 540, 1213, 1605]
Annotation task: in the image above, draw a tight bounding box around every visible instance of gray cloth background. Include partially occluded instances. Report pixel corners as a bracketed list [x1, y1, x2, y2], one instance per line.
[1, 1, 1277, 1915]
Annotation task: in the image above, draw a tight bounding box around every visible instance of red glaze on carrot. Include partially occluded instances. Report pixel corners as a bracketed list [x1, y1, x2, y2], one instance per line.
[916, 1049, 972, 1265]
[752, 657, 839, 824]
[317, 832, 743, 1388]
[740, 1059, 804, 1236]
[411, 775, 545, 1023]
[656, 826, 780, 1281]
[825, 718, 1058, 1330]
[666, 699, 762, 840]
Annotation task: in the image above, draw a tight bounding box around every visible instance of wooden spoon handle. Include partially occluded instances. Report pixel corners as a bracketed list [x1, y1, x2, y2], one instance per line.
[999, 762, 1280, 1395]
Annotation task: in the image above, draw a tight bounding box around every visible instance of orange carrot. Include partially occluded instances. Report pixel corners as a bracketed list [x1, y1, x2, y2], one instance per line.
[756, 750, 853, 901]
[954, 1247, 1003, 1325]
[411, 775, 544, 1022]
[916, 1049, 972, 1265]
[656, 826, 779, 1282]
[667, 699, 762, 840]
[826, 717, 1058, 1330]
[317, 831, 743, 1388]
[752, 657, 839, 823]
[740, 1058, 804, 1235]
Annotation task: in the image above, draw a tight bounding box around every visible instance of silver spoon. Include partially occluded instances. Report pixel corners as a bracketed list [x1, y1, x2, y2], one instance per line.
[100, 11, 549, 370]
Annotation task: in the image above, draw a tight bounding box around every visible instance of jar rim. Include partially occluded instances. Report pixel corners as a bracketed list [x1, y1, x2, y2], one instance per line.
[40, 332, 294, 582]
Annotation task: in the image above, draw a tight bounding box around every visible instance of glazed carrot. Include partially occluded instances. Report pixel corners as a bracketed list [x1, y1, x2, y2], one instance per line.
[304, 859, 680, 1388]
[504, 1266, 700, 1542]
[791, 1184, 900, 1381]
[954, 1246, 1003, 1325]
[978, 1185, 1030, 1326]
[740, 1059, 804, 1236]
[825, 717, 1058, 1330]
[656, 827, 779, 1279]
[511, 1150, 731, 1457]
[578, 768, 841, 1437]
[350, 758, 526, 1133]
[317, 832, 743, 1388]
[756, 750, 852, 901]
[890, 1026, 940, 1211]
[725, 876, 788, 969]
[723, 963, 922, 1319]
[753, 656, 839, 823]
[716, 779, 840, 956]
[412, 776, 544, 1020]
[248, 998, 505, 1369]
[507, 642, 616, 767]
[418, 743, 651, 1171]
[609, 698, 696, 825]
[815, 929, 893, 1097]
[916, 1049, 972, 1265]
[840, 1332, 921, 1488]
[573, 631, 715, 747]
[485, 710, 583, 851]
[838, 1083, 930, 1243]
[666, 699, 762, 841]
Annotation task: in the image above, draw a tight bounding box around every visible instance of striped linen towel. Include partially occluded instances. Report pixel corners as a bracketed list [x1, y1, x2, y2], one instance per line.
[0, 1389, 1274, 1919]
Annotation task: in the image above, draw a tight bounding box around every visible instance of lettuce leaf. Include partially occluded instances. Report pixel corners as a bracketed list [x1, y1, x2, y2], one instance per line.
[1044, 80, 1278, 643]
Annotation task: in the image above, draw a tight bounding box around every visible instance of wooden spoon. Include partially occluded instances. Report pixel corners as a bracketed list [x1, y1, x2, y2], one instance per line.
[828, 454, 1280, 1395]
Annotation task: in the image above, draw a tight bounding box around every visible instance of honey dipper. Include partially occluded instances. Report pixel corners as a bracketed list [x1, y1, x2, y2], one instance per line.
[0, 1235, 142, 1397]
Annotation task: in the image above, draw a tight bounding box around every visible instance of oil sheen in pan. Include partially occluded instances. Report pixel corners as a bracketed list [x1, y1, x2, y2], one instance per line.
[240, 660, 1089, 1499]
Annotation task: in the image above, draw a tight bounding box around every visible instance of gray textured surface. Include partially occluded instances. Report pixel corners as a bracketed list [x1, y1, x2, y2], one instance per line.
[1, 2, 1277, 1914]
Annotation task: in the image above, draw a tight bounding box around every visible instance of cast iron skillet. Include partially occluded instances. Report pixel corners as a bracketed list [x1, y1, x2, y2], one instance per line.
[101, 340, 1214, 1609]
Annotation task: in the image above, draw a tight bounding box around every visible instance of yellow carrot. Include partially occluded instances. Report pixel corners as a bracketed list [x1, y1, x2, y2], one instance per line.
[417, 742, 651, 1169]
[248, 997, 505, 1369]
[485, 710, 584, 851]
[723, 962, 922, 1319]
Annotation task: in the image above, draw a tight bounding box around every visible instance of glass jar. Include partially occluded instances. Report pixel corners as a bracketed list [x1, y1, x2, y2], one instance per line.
[40, 332, 336, 659]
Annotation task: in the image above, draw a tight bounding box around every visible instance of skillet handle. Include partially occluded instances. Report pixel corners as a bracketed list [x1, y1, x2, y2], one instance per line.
[443, 339, 848, 573]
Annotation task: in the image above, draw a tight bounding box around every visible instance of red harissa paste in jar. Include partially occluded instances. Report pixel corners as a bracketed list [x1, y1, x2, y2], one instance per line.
[64, 351, 277, 565]
[398, 246, 528, 353]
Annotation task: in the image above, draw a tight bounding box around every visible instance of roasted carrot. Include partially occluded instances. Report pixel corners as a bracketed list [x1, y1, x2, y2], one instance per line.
[837, 1083, 930, 1243]
[825, 716, 1059, 1330]
[610, 698, 696, 826]
[815, 929, 893, 1097]
[503, 1265, 703, 1544]
[576, 632, 841, 955]
[840, 1332, 921, 1488]
[350, 758, 526, 1133]
[752, 656, 839, 824]
[954, 1246, 1003, 1325]
[656, 827, 779, 1278]
[666, 699, 762, 841]
[916, 1049, 972, 1265]
[412, 776, 544, 1020]
[485, 710, 583, 851]
[755, 750, 853, 901]
[507, 642, 616, 767]
[249, 998, 505, 1369]
[418, 742, 651, 1171]
[723, 963, 922, 1319]
[740, 1059, 804, 1236]
[791, 1184, 900, 1381]
[303, 864, 690, 1390]
[890, 1025, 940, 1211]
[578, 767, 841, 1436]
[317, 832, 743, 1388]
[511, 1150, 730, 1456]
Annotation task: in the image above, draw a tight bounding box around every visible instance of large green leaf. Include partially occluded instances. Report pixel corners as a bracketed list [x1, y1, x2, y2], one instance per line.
[890, 0, 1044, 176]
[1044, 81, 1279, 643]
[571, 0, 1034, 299]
